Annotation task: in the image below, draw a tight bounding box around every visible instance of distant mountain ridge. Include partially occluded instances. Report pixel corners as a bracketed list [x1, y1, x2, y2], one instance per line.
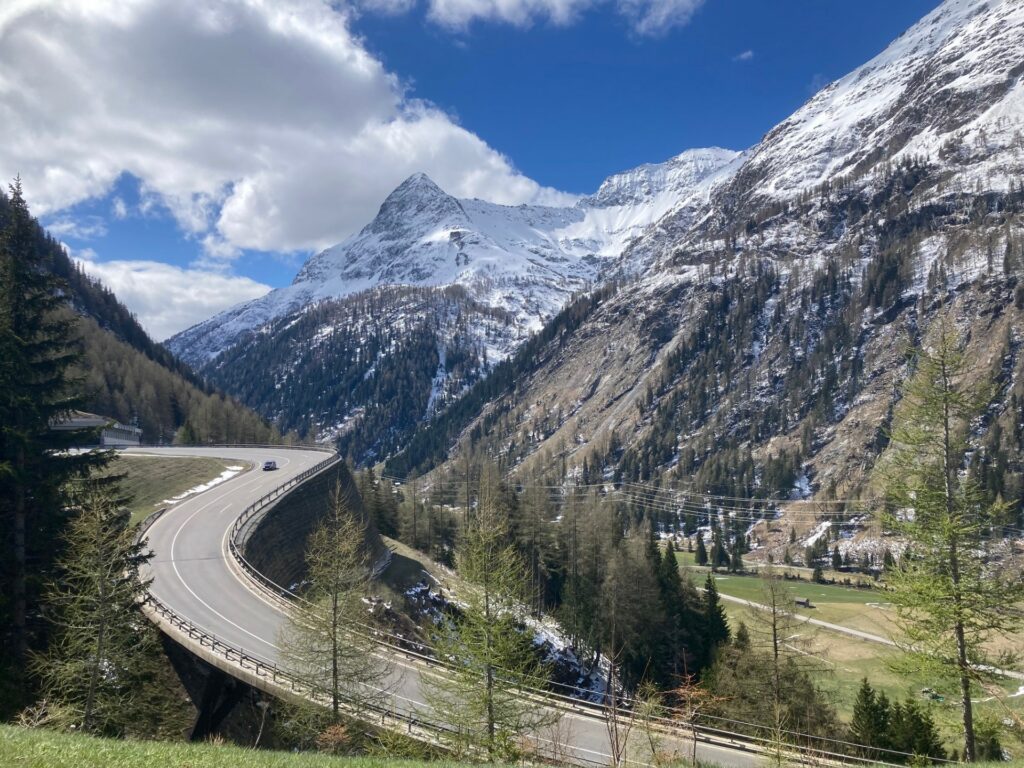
[167, 147, 740, 368]
[174, 0, 1024, 513]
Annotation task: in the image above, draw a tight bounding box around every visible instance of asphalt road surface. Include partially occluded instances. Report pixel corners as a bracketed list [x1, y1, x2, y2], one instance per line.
[133, 446, 765, 767]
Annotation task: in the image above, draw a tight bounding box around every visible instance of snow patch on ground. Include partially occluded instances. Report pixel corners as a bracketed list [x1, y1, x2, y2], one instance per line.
[163, 465, 244, 504]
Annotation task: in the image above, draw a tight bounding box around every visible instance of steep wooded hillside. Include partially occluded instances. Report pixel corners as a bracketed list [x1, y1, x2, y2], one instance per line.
[0, 190, 278, 445]
[385, 0, 1024, 553]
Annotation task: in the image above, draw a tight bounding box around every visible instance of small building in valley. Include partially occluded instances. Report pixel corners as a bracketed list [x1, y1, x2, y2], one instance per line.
[51, 410, 143, 447]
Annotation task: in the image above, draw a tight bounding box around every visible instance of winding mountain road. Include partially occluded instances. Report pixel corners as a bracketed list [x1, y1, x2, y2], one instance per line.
[131, 445, 778, 767]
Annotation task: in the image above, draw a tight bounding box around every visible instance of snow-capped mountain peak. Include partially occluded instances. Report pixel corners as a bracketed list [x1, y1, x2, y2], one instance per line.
[168, 148, 741, 366]
[364, 173, 467, 234]
[584, 147, 741, 209]
[732, 0, 1024, 207]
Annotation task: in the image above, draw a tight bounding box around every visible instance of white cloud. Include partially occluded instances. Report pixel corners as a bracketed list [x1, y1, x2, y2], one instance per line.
[357, 0, 419, 15]
[73, 254, 272, 341]
[733, 49, 754, 62]
[42, 215, 108, 240]
[615, 0, 704, 36]
[424, 0, 704, 35]
[0, 0, 568, 256]
[111, 197, 128, 219]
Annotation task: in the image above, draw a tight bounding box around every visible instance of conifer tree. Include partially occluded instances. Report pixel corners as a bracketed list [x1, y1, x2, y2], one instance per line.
[850, 678, 891, 760]
[424, 463, 556, 760]
[881, 323, 1024, 761]
[277, 480, 391, 745]
[703, 574, 730, 658]
[34, 478, 186, 736]
[694, 534, 708, 566]
[0, 179, 100, 710]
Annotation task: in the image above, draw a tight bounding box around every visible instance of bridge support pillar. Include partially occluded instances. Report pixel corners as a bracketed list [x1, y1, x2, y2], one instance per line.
[190, 666, 246, 742]
[161, 633, 260, 743]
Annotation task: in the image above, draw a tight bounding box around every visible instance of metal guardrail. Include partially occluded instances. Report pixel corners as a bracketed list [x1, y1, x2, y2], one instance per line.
[229, 450, 341, 548]
[138, 446, 906, 768]
[132, 448, 474, 749]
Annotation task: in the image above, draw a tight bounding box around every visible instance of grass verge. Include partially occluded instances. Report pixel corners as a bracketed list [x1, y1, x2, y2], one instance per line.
[0, 725, 472, 768]
[105, 453, 247, 525]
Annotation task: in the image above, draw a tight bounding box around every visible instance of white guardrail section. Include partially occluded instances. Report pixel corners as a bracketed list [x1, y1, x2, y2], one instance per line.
[136, 445, 909, 768]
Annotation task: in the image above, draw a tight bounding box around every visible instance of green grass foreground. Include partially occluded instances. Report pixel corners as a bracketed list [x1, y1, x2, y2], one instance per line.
[0, 725, 471, 768]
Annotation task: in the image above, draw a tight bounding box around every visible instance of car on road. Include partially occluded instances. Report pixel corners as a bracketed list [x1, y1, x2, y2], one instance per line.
[262, 460, 277, 471]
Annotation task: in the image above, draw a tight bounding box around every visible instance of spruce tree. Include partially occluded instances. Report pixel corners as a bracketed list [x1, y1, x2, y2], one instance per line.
[695, 534, 708, 566]
[889, 698, 945, 763]
[0, 179, 100, 711]
[850, 678, 891, 759]
[703, 574, 730, 658]
[34, 478, 187, 736]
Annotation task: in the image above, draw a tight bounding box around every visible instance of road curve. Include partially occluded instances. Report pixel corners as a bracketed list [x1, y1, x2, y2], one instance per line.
[133, 446, 329, 667]
[132, 446, 768, 767]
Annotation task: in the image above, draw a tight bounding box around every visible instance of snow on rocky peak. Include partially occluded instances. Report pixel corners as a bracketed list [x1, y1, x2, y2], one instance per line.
[583, 148, 742, 209]
[733, 0, 1024, 207]
[167, 152, 740, 366]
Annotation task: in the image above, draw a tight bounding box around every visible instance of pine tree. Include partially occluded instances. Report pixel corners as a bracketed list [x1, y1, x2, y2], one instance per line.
[277, 480, 391, 746]
[424, 463, 556, 760]
[881, 323, 1024, 761]
[33, 478, 187, 736]
[729, 544, 743, 573]
[695, 534, 708, 566]
[889, 698, 945, 763]
[703, 574, 730, 659]
[0, 179, 101, 711]
[850, 678, 891, 760]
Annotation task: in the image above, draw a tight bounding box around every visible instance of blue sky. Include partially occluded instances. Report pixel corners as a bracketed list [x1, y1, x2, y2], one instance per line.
[0, 0, 941, 339]
[355, 0, 939, 194]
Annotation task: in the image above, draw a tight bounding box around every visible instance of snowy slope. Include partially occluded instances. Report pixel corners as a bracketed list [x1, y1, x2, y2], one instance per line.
[167, 150, 739, 365]
[728, 0, 1024, 208]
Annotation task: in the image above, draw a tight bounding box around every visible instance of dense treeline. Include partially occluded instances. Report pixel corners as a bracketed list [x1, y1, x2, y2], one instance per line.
[77, 315, 278, 445]
[368, 462, 733, 691]
[0, 188, 278, 446]
[0, 194, 201, 390]
[384, 283, 619, 478]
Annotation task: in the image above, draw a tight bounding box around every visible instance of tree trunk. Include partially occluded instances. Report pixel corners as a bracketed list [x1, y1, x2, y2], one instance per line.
[941, 360, 975, 762]
[483, 580, 495, 759]
[332, 590, 340, 718]
[13, 478, 26, 665]
[84, 573, 108, 731]
[11, 433, 28, 666]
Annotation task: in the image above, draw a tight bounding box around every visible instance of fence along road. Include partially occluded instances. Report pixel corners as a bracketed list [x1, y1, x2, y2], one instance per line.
[133, 445, 854, 768]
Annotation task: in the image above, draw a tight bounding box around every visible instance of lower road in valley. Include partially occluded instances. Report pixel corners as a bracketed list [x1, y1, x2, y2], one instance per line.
[134, 445, 768, 767]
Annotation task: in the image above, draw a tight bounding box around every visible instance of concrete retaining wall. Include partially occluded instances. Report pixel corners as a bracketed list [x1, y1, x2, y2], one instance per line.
[241, 461, 383, 591]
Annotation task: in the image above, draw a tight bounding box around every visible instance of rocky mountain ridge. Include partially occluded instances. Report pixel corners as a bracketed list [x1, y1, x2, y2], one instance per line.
[384, 0, 1024, 553]
[167, 148, 740, 368]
